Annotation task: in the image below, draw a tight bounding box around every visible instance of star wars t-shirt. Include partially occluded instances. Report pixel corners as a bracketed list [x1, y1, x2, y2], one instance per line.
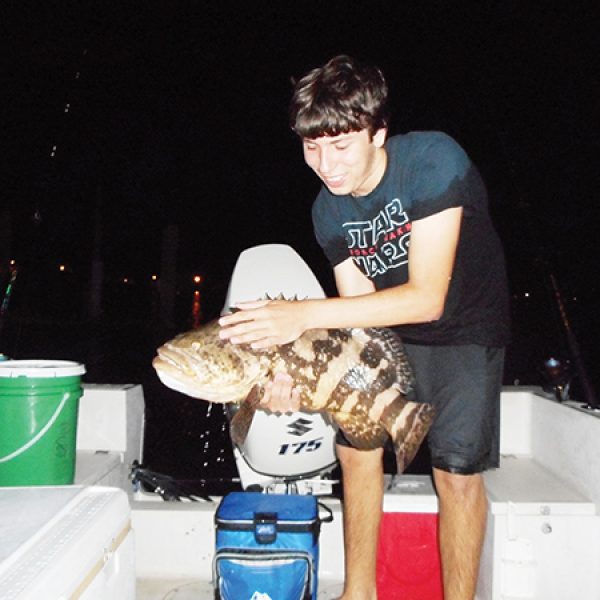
[312, 131, 510, 347]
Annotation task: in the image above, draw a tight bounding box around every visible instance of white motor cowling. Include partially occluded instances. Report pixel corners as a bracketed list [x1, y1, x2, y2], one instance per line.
[222, 244, 338, 494]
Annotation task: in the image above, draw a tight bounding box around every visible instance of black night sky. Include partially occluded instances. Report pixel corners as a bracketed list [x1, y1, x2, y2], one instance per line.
[2, 2, 599, 475]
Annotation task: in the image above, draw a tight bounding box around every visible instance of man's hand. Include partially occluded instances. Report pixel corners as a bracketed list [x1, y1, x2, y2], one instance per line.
[218, 299, 308, 349]
[262, 373, 301, 413]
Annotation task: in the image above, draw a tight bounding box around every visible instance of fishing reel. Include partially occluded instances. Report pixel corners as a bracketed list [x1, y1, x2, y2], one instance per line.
[129, 460, 213, 502]
[541, 357, 572, 403]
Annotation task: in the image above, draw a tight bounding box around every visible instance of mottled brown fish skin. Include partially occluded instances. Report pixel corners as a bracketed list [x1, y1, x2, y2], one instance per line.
[153, 319, 434, 473]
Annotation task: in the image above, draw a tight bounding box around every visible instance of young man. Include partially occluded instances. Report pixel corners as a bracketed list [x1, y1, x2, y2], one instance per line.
[219, 55, 510, 600]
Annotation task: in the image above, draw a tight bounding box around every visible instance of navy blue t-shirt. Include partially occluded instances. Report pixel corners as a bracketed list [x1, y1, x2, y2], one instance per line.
[312, 131, 510, 347]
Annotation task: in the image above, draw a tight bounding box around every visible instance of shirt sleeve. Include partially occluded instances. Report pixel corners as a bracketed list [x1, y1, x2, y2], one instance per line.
[408, 132, 474, 221]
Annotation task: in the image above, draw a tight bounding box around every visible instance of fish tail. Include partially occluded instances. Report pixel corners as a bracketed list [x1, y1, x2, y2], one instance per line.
[383, 398, 435, 473]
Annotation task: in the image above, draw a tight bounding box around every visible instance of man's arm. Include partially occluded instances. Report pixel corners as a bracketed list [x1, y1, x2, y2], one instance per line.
[306, 206, 463, 328]
[333, 257, 376, 297]
[250, 251, 374, 413]
[219, 206, 463, 346]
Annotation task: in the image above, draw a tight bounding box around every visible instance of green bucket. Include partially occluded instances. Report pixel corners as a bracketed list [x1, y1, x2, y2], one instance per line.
[0, 360, 86, 486]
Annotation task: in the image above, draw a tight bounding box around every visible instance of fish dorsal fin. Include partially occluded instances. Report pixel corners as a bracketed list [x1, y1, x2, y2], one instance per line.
[229, 384, 262, 446]
[367, 327, 415, 394]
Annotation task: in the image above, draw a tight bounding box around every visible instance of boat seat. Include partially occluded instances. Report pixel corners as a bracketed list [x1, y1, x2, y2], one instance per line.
[486, 454, 596, 511]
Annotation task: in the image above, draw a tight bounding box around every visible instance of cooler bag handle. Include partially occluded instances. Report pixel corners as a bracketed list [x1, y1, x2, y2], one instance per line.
[317, 501, 333, 524]
[252, 502, 334, 543]
[254, 512, 278, 544]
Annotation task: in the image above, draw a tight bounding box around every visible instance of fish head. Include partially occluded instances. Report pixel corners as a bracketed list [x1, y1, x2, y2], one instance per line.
[152, 319, 265, 403]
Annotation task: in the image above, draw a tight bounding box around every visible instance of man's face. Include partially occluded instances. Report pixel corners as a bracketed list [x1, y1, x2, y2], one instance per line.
[302, 128, 387, 197]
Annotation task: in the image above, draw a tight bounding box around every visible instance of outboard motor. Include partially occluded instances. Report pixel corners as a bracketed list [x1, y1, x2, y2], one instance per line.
[222, 245, 338, 494]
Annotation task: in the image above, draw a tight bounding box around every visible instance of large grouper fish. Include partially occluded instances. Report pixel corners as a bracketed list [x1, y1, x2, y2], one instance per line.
[152, 319, 435, 473]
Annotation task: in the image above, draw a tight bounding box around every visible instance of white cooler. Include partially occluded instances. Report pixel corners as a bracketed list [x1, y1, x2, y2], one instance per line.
[0, 485, 134, 599]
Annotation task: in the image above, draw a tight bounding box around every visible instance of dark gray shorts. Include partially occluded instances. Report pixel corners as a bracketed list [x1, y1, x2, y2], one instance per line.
[336, 343, 504, 475]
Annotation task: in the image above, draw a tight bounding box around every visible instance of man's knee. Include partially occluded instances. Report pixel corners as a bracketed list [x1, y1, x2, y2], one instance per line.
[433, 468, 486, 501]
[336, 444, 384, 473]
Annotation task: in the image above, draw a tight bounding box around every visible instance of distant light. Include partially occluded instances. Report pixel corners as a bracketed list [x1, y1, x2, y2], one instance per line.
[151, 274, 158, 281]
[194, 290, 200, 297]
[9, 259, 16, 266]
[122, 277, 129, 284]
[193, 275, 202, 284]
[524, 292, 530, 298]
[59, 264, 66, 272]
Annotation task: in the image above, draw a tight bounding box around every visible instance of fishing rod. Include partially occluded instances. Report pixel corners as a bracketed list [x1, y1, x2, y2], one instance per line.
[473, 55, 599, 410]
[0, 264, 18, 345]
[3, 14, 96, 354]
[507, 198, 598, 410]
[545, 267, 598, 410]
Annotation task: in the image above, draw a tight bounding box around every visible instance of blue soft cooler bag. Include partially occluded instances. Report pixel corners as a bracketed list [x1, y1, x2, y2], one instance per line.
[214, 492, 329, 600]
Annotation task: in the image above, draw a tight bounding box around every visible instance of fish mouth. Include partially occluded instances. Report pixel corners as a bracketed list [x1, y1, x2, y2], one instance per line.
[153, 365, 205, 399]
[152, 354, 201, 397]
[152, 349, 257, 403]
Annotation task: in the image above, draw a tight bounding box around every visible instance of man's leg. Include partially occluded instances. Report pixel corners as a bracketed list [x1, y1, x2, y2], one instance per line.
[337, 444, 384, 600]
[433, 468, 488, 600]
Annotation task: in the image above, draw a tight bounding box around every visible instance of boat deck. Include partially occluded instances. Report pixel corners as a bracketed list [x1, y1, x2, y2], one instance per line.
[132, 491, 347, 600]
[4, 387, 600, 599]
[137, 578, 344, 599]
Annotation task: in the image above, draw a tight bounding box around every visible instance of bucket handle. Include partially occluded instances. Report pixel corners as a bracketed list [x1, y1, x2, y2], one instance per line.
[0, 394, 70, 463]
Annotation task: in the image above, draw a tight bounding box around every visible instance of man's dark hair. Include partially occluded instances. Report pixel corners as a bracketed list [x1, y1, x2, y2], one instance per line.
[289, 55, 390, 139]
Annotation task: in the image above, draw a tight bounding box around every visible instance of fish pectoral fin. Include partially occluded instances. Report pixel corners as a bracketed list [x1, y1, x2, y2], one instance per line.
[229, 385, 262, 446]
[333, 413, 389, 450]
